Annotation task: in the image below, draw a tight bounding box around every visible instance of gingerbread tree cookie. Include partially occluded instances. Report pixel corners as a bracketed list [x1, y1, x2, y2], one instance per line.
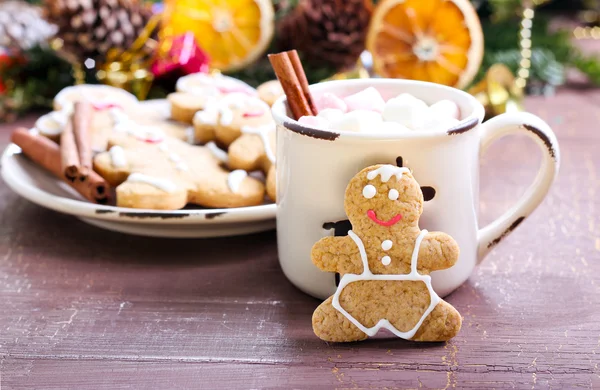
[311, 164, 462, 342]
[93, 131, 265, 210]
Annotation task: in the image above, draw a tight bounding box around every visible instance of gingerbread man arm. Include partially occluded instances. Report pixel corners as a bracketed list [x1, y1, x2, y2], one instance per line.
[417, 231, 460, 272]
[311, 235, 363, 274]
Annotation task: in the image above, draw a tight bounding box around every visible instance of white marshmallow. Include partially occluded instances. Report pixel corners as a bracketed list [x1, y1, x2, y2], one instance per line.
[298, 115, 331, 130]
[429, 99, 460, 120]
[343, 87, 386, 113]
[316, 92, 347, 112]
[331, 110, 383, 132]
[382, 93, 428, 129]
[317, 108, 345, 122]
[417, 117, 461, 132]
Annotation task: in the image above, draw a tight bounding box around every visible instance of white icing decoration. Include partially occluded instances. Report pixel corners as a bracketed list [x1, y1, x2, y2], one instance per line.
[175, 162, 189, 172]
[367, 165, 410, 182]
[219, 106, 234, 126]
[186, 126, 195, 144]
[206, 141, 229, 164]
[241, 123, 276, 164]
[362, 184, 376, 199]
[169, 153, 182, 163]
[158, 143, 169, 152]
[110, 108, 165, 143]
[194, 109, 218, 126]
[227, 169, 247, 193]
[381, 240, 393, 251]
[109, 146, 127, 168]
[381, 256, 391, 266]
[126, 173, 177, 193]
[332, 230, 440, 339]
[388, 189, 399, 200]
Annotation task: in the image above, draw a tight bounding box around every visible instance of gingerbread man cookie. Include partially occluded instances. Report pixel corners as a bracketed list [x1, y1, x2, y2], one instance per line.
[192, 93, 273, 147]
[93, 132, 265, 210]
[227, 123, 276, 201]
[168, 90, 222, 125]
[257, 80, 284, 107]
[311, 164, 462, 342]
[39, 85, 188, 151]
[176, 72, 256, 96]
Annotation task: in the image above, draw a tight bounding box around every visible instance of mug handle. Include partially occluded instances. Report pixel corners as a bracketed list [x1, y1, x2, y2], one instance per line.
[477, 112, 560, 262]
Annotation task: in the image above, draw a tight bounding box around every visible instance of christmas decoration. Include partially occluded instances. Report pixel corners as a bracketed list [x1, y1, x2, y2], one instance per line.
[276, 0, 373, 72]
[151, 32, 210, 78]
[0, 45, 73, 122]
[0, 0, 57, 51]
[44, 0, 154, 63]
[469, 63, 524, 118]
[366, 0, 483, 88]
[161, 0, 275, 72]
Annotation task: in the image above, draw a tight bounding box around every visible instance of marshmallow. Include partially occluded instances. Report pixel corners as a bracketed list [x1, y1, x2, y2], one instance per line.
[343, 87, 386, 113]
[298, 115, 331, 130]
[429, 99, 460, 120]
[417, 117, 461, 132]
[382, 93, 428, 129]
[330, 110, 383, 132]
[317, 108, 345, 122]
[316, 92, 347, 112]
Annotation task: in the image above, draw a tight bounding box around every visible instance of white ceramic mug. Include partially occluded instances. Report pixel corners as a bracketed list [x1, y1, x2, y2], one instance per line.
[272, 79, 560, 300]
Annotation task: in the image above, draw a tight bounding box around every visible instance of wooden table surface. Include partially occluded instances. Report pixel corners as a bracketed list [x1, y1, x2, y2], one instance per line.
[1, 86, 599, 388]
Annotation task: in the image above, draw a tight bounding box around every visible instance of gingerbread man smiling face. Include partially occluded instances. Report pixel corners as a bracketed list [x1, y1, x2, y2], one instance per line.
[311, 164, 463, 342]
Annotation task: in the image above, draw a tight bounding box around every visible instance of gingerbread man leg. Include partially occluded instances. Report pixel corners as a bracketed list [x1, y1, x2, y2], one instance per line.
[410, 300, 462, 342]
[312, 296, 368, 342]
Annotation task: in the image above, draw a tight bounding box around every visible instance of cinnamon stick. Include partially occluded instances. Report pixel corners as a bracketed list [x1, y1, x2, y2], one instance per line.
[60, 116, 80, 182]
[11, 128, 110, 204]
[286, 50, 318, 115]
[73, 101, 94, 181]
[268, 52, 312, 120]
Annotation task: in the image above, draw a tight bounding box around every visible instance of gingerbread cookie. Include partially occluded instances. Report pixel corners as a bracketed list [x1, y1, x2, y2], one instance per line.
[39, 85, 139, 148]
[93, 132, 265, 210]
[168, 90, 222, 124]
[39, 85, 189, 151]
[227, 122, 276, 201]
[53, 84, 139, 112]
[257, 80, 284, 106]
[176, 72, 256, 96]
[311, 164, 462, 342]
[192, 93, 273, 146]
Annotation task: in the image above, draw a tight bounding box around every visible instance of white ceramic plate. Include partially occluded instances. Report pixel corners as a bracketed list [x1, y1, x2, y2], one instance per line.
[1, 102, 276, 238]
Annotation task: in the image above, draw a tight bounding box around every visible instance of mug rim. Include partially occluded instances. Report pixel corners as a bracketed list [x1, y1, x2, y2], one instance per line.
[271, 79, 485, 140]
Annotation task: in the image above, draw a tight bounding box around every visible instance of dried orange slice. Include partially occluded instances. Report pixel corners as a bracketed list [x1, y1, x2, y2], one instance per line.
[162, 0, 274, 72]
[366, 0, 483, 88]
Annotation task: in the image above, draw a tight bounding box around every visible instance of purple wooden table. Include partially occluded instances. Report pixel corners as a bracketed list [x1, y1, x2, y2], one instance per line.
[1, 87, 600, 388]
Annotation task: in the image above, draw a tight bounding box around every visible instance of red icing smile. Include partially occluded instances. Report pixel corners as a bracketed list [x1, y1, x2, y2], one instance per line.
[243, 109, 265, 118]
[367, 210, 402, 227]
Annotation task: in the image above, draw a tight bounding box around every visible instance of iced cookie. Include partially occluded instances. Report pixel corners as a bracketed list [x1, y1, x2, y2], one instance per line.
[129, 101, 190, 142]
[93, 133, 265, 209]
[192, 93, 273, 146]
[176, 72, 256, 96]
[311, 164, 462, 342]
[53, 84, 139, 112]
[257, 80, 284, 106]
[168, 90, 222, 124]
[228, 122, 276, 201]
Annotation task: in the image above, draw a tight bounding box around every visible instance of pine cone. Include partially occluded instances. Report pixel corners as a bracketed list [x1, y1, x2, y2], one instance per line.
[0, 1, 57, 51]
[276, 0, 373, 71]
[44, 0, 153, 62]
